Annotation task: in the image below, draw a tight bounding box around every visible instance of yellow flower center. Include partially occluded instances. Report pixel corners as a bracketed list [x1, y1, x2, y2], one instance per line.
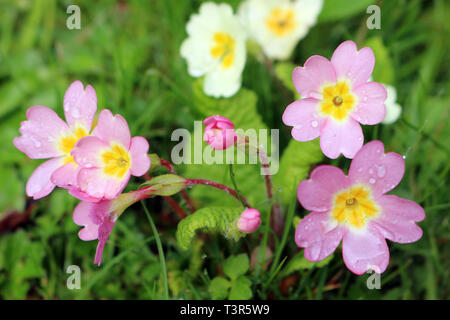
[101, 144, 131, 179]
[59, 127, 88, 164]
[331, 186, 379, 229]
[320, 81, 357, 121]
[210, 32, 235, 69]
[266, 8, 296, 36]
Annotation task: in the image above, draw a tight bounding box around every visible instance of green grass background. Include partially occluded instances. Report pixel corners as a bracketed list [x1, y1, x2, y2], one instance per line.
[0, 0, 448, 299]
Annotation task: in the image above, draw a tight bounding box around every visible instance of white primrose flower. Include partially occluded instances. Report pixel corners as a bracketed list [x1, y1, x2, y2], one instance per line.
[238, 0, 323, 60]
[180, 2, 247, 98]
[381, 84, 402, 124]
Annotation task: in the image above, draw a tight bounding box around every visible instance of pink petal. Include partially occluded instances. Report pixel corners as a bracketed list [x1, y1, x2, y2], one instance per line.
[129, 136, 151, 176]
[320, 118, 364, 159]
[370, 195, 425, 244]
[26, 157, 63, 199]
[351, 82, 387, 125]
[203, 115, 234, 129]
[63, 80, 97, 130]
[92, 109, 131, 149]
[295, 212, 344, 261]
[13, 106, 69, 159]
[51, 161, 79, 188]
[69, 187, 103, 202]
[342, 227, 389, 275]
[72, 136, 108, 168]
[292, 55, 336, 98]
[282, 98, 324, 141]
[331, 40, 375, 87]
[77, 167, 130, 200]
[73, 201, 101, 241]
[297, 165, 349, 212]
[348, 140, 405, 197]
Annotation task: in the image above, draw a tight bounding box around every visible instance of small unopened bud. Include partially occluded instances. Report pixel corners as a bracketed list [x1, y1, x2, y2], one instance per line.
[203, 115, 236, 150]
[237, 208, 261, 233]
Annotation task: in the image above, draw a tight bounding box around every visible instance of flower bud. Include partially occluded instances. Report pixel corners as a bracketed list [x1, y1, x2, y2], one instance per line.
[237, 208, 261, 233]
[203, 115, 236, 150]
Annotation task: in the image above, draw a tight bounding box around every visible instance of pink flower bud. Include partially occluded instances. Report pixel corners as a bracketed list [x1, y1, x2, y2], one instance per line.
[238, 208, 261, 233]
[203, 115, 236, 150]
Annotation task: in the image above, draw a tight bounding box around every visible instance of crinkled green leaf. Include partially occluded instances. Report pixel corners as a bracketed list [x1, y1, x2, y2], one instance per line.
[273, 139, 323, 205]
[192, 78, 267, 131]
[223, 253, 249, 280]
[176, 207, 243, 251]
[209, 276, 231, 300]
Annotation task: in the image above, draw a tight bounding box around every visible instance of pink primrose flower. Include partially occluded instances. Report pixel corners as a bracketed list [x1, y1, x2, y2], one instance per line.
[283, 40, 387, 159]
[13, 81, 97, 199]
[295, 140, 425, 274]
[203, 115, 237, 150]
[73, 188, 153, 265]
[70, 109, 151, 201]
[237, 208, 261, 233]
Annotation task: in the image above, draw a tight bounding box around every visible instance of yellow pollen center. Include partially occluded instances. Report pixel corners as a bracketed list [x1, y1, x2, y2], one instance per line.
[59, 127, 88, 164]
[331, 186, 379, 229]
[266, 8, 296, 36]
[101, 144, 131, 179]
[210, 32, 235, 69]
[320, 81, 356, 121]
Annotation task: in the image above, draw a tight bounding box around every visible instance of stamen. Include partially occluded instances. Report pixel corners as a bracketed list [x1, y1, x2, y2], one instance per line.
[333, 96, 343, 106]
[346, 197, 357, 206]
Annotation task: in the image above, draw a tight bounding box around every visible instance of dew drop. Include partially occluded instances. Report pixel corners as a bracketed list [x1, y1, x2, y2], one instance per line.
[369, 178, 376, 184]
[363, 96, 368, 102]
[71, 107, 80, 118]
[368, 168, 374, 174]
[311, 121, 318, 128]
[376, 165, 386, 178]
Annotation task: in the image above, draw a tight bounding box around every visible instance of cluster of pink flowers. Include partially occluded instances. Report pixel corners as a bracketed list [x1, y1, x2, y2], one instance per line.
[14, 81, 151, 265]
[282, 41, 425, 274]
[13, 40, 425, 276]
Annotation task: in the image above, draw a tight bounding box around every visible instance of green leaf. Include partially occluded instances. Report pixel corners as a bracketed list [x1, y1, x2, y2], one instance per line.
[223, 253, 250, 280]
[273, 139, 323, 205]
[275, 62, 300, 99]
[365, 37, 395, 85]
[281, 253, 334, 276]
[176, 207, 243, 251]
[319, 0, 375, 23]
[209, 276, 231, 300]
[229, 275, 252, 300]
[192, 78, 267, 131]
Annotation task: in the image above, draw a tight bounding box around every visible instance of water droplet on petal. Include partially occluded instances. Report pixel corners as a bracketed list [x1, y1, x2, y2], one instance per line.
[376, 165, 386, 178]
[369, 178, 376, 184]
[311, 121, 318, 128]
[369, 168, 374, 174]
[71, 107, 80, 118]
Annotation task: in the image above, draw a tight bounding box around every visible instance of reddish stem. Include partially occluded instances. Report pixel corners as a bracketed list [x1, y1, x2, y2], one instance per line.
[185, 179, 250, 208]
[163, 196, 187, 219]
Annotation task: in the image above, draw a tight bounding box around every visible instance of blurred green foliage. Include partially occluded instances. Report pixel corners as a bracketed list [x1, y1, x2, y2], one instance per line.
[0, 0, 448, 300]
